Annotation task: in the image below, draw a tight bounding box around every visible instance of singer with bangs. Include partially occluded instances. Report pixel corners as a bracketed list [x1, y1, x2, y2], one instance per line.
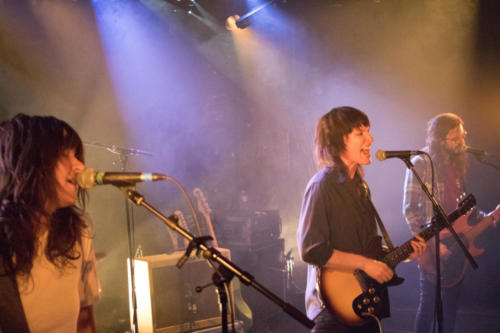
[0, 114, 100, 333]
[297, 106, 426, 332]
[403, 113, 500, 333]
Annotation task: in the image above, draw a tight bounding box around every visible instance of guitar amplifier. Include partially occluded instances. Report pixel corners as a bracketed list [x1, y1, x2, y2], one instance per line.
[215, 210, 282, 248]
[228, 238, 285, 268]
[127, 248, 234, 333]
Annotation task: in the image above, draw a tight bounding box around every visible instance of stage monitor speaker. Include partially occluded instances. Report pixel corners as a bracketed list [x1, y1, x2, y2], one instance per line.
[128, 248, 234, 333]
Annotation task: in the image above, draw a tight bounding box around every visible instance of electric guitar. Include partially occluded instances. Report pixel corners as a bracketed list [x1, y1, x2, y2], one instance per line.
[319, 193, 476, 326]
[420, 203, 500, 287]
[192, 188, 254, 329]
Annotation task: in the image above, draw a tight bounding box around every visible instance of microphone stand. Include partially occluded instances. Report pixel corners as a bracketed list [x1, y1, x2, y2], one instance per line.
[470, 152, 500, 171]
[401, 157, 478, 333]
[85, 141, 153, 158]
[196, 265, 234, 333]
[85, 141, 153, 333]
[120, 187, 315, 332]
[121, 160, 139, 333]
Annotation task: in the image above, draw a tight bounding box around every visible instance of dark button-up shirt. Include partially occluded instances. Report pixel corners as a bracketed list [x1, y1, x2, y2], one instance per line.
[297, 166, 379, 320]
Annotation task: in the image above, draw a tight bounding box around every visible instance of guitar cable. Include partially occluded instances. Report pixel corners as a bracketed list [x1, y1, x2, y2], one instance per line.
[360, 313, 383, 333]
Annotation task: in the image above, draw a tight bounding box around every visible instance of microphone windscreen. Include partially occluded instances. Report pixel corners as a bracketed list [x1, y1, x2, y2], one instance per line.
[77, 168, 96, 189]
[375, 150, 386, 161]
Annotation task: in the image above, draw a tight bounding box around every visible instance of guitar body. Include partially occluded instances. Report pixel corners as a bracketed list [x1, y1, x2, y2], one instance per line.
[319, 194, 476, 325]
[232, 278, 254, 331]
[320, 268, 390, 326]
[320, 268, 364, 325]
[448, 210, 486, 257]
[419, 234, 470, 288]
[319, 236, 395, 325]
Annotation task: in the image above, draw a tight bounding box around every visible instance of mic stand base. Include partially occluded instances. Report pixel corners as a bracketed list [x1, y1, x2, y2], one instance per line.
[212, 266, 232, 333]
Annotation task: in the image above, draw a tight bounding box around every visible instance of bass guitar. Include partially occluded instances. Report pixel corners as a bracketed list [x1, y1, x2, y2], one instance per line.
[319, 193, 476, 326]
[420, 203, 500, 287]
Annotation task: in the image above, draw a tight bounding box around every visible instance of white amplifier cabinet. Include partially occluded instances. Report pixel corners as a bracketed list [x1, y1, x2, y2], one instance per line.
[128, 248, 234, 333]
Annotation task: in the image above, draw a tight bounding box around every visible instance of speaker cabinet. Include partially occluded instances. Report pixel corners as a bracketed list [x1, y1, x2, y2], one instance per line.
[215, 210, 281, 249]
[128, 248, 234, 333]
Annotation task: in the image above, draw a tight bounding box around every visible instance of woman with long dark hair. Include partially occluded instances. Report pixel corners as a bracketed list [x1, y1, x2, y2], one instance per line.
[0, 114, 100, 333]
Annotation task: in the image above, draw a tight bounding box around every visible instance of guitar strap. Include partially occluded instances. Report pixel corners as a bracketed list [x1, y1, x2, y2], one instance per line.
[0, 258, 30, 333]
[360, 180, 395, 251]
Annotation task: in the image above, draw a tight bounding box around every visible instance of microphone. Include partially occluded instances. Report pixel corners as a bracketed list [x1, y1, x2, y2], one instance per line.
[375, 149, 425, 161]
[77, 168, 168, 189]
[465, 146, 486, 157]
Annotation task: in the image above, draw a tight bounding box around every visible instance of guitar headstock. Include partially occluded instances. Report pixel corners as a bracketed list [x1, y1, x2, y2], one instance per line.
[193, 188, 212, 215]
[174, 210, 188, 227]
[457, 193, 476, 214]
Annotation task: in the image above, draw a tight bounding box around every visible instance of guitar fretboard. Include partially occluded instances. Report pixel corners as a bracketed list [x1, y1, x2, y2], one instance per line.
[383, 194, 475, 269]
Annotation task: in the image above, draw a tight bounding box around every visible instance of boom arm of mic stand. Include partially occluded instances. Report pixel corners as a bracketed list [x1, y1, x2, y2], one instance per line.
[402, 158, 478, 269]
[124, 189, 315, 330]
[474, 155, 500, 171]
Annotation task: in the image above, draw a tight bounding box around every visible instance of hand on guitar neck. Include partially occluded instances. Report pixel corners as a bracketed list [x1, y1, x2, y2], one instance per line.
[419, 202, 500, 286]
[487, 203, 500, 227]
[324, 235, 427, 285]
[433, 203, 499, 250]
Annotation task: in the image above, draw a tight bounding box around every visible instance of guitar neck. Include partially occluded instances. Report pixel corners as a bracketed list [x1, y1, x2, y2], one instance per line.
[383, 199, 473, 268]
[202, 211, 219, 248]
[194, 188, 219, 248]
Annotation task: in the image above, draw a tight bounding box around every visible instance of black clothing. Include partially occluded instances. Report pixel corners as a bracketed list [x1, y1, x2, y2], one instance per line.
[312, 309, 379, 333]
[297, 166, 381, 323]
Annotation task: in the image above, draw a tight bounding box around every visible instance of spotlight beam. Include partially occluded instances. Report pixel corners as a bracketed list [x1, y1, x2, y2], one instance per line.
[235, 0, 277, 29]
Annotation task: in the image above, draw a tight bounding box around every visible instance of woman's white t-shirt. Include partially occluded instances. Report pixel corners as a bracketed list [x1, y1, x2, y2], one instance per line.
[16, 229, 100, 333]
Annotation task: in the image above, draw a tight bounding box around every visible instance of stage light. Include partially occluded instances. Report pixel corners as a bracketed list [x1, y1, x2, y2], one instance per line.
[225, 0, 276, 30]
[225, 14, 240, 31]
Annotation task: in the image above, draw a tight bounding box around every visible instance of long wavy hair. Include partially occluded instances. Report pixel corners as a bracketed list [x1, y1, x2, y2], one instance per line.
[426, 113, 468, 179]
[314, 106, 370, 176]
[0, 114, 87, 277]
